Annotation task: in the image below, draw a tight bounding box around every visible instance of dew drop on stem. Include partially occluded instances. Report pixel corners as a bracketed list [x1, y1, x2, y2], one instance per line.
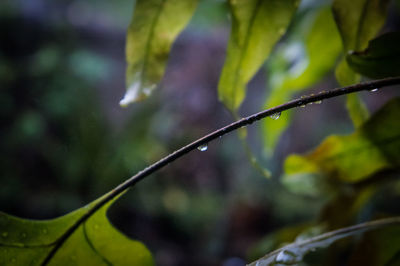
[197, 144, 208, 152]
[369, 88, 379, 92]
[269, 112, 281, 120]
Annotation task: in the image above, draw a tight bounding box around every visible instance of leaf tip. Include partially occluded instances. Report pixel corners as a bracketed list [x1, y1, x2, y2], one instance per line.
[119, 82, 155, 107]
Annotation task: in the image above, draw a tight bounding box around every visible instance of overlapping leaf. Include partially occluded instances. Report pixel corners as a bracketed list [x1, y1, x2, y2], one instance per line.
[347, 32, 400, 79]
[332, 0, 390, 126]
[282, 98, 400, 196]
[0, 196, 153, 265]
[218, 0, 298, 111]
[121, 0, 198, 106]
[263, 7, 342, 152]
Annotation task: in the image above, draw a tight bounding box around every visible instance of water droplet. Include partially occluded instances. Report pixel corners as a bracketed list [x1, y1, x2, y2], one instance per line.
[300, 104, 306, 108]
[314, 100, 322, 104]
[197, 144, 208, 152]
[369, 88, 378, 92]
[2, 232, 8, 238]
[275, 249, 299, 264]
[42, 229, 48, 234]
[269, 112, 281, 120]
[279, 27, 286, 35]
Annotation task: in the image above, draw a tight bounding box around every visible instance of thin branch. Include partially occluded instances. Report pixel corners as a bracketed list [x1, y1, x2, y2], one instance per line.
[42, 76, 400, 265]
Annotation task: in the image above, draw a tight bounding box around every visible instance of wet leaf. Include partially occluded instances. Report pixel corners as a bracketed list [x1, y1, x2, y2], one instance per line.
[282, 98, 400, 192]
[121, 0, 198, 106]
[218, 0, 298, 111]
[263, 7, 342, 152]
[248, 217, 400, 266]
[0, 195, 153, 265]
[347, 32, 400, 79]
[332, 0, 390, 126]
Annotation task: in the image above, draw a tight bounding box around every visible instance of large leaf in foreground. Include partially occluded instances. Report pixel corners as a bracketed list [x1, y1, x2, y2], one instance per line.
[282, 98, 400, 194]
[248, 217, 400, 266]
[263, 7, 342, 152]
[347, 32, 400, 79]
[121, 0, 198, 106]
[332, 0, 390, 126]
[218, 0, 298, 111]
[0, 196, 153, 265]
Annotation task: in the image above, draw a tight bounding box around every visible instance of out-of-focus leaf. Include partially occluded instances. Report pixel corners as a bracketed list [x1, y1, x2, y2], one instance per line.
[263, 7, 342, 152]
[218, 0, 298, 111]
[332, 0, 390, 126]
[247, 223, 317, 261]
[121, 0, 198, 106]
[347, 32, 400, 79]
[348, 221, 400, 266]
[248, 217, 400, 266]
[335, 59, 369, 127]
[346, 93, 370, 127]
[283, 98, 400, 190]
[0, 196, 153, 265]
[332, 0, 390, 51]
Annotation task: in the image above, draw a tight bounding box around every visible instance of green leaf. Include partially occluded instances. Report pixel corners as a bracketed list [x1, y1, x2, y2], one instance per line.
[0, 195, 153, 265]
[248, 217, 400, 266]
[263, 7, 342, 152]
[335, 59, 369, 127]
[218, 0, 298, 111]
[121, 0, 198, 107]
[332, 0, 390, 51]
[332, 0, 390, 126]
[347, 32, 400, 79]
[282, 98, 400, 193]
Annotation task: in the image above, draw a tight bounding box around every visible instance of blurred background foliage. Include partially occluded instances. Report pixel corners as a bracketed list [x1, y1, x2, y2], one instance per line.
[1, 0, 400, 265]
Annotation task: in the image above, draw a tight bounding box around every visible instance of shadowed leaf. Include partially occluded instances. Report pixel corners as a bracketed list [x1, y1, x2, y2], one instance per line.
[347, 32, 400, 79]
[248, 217, 400, 266]
[218, 0, 298, 111]
[0, 196, 153, 265]
[121, 0, 198, 106]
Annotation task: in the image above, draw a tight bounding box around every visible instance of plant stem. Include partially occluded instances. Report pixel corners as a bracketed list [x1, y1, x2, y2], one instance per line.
[42, 76, 400, 265]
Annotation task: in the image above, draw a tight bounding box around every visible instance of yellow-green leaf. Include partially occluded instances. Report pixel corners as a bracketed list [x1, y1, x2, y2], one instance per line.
[347, 32, 400, 79]
[332, 0, 390, 51]
[121, 0, 198, 106]
[218, 0, 298, 111]
[0, 196, 153, 265]
[282, 98, 400, 193]
[263, 7, 342, 152]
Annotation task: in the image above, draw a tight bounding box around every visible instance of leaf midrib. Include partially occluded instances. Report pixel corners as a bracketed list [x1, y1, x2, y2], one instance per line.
[139, 0, 166, 89]
[230, 0, 263, 109]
